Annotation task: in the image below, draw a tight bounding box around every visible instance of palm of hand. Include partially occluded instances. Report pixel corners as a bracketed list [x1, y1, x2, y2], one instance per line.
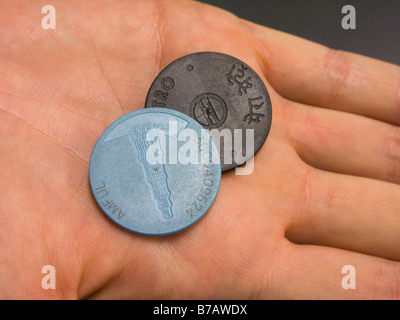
[1, 0, 399, 299]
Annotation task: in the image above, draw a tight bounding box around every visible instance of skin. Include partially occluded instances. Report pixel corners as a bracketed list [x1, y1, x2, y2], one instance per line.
[0, 0, 399, 299]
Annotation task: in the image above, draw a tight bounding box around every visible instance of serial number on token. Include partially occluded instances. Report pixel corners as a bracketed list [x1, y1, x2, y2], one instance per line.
[185, 137, 218, 218]
[185, 165, 215, 218]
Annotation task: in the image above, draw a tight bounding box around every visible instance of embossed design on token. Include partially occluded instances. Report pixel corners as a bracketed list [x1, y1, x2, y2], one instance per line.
[89, 108, 221, 235]
[129, 124, 177, 220]
[145, 52, 272, 171]
[190, 93, 228, 129]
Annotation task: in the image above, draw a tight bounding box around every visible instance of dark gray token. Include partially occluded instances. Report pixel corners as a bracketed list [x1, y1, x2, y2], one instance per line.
[89, 108, 221, 236]
[145, 52, 272, 172]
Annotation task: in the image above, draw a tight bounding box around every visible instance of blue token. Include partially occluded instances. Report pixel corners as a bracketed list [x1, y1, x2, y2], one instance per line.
[89, 108, 221, 235]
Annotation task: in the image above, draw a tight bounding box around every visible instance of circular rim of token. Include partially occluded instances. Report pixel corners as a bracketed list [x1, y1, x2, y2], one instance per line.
[145, 51, 273, 172]
[89, 108, 222, 236]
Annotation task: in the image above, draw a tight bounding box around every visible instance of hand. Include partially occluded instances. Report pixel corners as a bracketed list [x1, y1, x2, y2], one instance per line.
[0, 0, 399, 299]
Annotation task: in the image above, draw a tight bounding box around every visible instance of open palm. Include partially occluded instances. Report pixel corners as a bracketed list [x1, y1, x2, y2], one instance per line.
[0, 0, 399, 299]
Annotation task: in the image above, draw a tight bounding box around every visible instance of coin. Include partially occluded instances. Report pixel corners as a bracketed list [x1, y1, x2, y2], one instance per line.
[89, 108, 221, 235]
[145, 52, 272, 172]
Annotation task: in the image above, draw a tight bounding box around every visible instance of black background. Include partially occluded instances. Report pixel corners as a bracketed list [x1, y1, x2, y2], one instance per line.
[198, 0, 400, 65]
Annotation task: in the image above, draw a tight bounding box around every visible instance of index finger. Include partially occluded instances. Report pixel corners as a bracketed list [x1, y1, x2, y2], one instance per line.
[243, 20, 400, 125]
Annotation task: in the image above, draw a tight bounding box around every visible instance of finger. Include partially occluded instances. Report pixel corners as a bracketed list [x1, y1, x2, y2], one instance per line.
[284, 99, 400, 184]
[244, 20, 400, 125]
[285, 165, 400, 261]
[272, 240, 400, 299]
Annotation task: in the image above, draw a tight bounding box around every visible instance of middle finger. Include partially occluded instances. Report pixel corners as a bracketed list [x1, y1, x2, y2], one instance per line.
[284, 99, 400, 185]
